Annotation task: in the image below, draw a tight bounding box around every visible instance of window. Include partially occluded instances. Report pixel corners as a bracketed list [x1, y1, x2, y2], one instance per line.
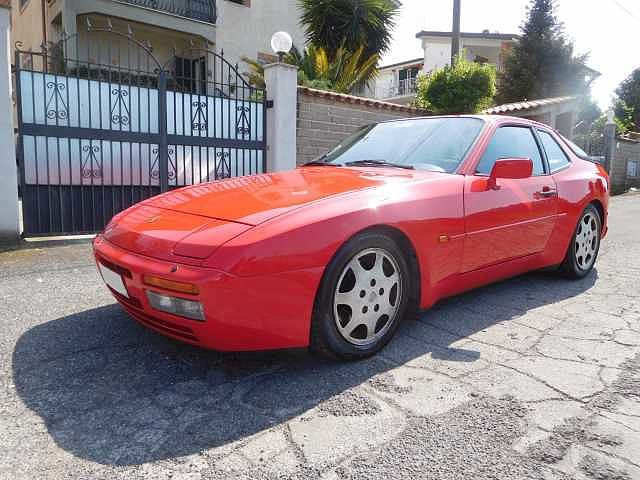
[174, 56, 206, 94]
[560, 135, 591, 160]
[476, 126, 545, 176]
[628, 160, 639, 178]
[538, 130, 571, 172]
[398, 67, 419, 95]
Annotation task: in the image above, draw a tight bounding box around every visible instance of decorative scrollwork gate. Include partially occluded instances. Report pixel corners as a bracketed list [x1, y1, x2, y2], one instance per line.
[15, 20, 267, 236]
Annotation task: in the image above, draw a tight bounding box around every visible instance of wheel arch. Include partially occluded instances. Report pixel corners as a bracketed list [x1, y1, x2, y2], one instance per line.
[589, 199, 605, 226]
[312, 224, 422, 323]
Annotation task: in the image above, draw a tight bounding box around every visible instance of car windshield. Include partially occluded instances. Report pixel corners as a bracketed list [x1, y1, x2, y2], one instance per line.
[316, 117, 485, 173]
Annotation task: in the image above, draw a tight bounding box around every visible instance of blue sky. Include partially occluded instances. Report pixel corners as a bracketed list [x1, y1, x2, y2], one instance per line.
[384, 0, 640, 109]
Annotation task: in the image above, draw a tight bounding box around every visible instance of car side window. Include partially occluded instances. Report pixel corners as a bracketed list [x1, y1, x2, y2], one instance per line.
[538, 130, 571, 172]
[476, 126, 545, 176]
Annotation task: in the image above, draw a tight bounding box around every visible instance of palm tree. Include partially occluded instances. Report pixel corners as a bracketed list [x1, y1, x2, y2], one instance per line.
[240, 57, 266, 90]
[298, 0, 399, 59]
[242, 44, 379, 94]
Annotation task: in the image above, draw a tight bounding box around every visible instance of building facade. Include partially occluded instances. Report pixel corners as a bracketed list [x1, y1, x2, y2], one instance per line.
[367, 30, 518, 104]
[10, 0, 305, 68]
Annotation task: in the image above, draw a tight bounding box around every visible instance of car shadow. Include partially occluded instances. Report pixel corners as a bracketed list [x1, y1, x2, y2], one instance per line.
[12, 269, 597, 466]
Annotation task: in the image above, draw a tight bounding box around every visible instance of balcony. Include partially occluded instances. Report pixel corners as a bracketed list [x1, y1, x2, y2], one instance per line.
[118, 0, 217, 23]
[369, 77, 417, 100]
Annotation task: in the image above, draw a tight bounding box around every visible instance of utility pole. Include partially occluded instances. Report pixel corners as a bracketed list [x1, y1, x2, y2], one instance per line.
[451, 0, 461, 66]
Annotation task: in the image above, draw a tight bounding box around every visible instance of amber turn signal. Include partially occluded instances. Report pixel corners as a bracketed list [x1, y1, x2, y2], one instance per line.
[143, 275, 199, 295]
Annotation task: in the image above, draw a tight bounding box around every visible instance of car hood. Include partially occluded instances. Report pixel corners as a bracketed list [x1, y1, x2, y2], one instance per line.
[141, 166, 430, 226]
[103, 166, 444, 263]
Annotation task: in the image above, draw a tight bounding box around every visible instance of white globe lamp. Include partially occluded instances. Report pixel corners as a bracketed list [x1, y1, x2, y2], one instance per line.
[271, 31, 293, 62]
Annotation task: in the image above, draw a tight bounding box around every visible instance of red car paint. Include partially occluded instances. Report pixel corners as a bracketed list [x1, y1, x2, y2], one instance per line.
[93, 115, 609, 352]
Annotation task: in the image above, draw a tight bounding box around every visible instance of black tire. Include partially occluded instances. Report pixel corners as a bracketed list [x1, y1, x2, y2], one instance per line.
[559, 204, 602, 279]
[310, 231, 411, 360]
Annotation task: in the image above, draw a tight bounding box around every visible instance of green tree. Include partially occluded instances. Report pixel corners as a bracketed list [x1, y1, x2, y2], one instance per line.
[414, 54, 496, 114]
[573, 97, 602, 153]
[298, 0, 399, 60]
[614, 68, 640, 131]
[497, 0, 590, 103]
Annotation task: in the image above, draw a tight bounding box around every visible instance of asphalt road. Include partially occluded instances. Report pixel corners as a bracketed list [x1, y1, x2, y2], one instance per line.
[1, 194, 639, 480]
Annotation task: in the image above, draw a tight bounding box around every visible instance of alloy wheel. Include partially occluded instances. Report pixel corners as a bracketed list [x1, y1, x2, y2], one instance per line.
[575, 211, 599, 271]
[333, 248, 403, 346]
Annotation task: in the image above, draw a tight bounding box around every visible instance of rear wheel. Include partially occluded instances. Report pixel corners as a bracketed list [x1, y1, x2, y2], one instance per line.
[310, 232, 410, 360]
[560, 204, 601, 279]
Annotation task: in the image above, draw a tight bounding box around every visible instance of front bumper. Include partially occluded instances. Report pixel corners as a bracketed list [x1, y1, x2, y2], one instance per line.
[93, 235, 323, 351]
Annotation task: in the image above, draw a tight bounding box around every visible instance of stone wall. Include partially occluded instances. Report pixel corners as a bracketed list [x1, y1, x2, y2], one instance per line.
[296, 86, 430, 165]
[611, 135, 640, 194]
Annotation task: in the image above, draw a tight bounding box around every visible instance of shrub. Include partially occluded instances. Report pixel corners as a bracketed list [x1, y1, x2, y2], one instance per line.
[415, 55, 496, 114]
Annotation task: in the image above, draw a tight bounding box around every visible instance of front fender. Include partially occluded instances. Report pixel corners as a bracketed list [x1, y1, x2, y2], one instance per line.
[204, 175, 466, 308]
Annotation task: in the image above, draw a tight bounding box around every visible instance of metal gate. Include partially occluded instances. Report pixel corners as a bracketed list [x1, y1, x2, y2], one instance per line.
[15, 20, 267, 236]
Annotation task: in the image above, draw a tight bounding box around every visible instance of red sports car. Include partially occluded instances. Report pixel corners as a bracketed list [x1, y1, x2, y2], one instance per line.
[93, 115, 609, 359]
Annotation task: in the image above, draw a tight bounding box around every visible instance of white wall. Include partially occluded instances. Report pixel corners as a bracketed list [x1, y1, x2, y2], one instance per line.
[421, 36, 512, 73]
[422, 39, 451, 73]
[367, 69, 395, 98]
[216, 0, 306, 66]
[0, 6, 19, 242]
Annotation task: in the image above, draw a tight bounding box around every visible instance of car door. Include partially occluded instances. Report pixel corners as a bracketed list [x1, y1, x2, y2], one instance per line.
[462, 124, 558, 272]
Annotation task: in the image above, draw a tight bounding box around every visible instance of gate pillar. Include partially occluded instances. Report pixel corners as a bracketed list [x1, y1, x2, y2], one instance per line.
[264, 62, 298, 172]
[0, 4, 19, 243]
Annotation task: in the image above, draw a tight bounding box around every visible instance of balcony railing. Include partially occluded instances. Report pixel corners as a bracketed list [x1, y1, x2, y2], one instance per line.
[119, 0, 217, 23]
[395, 77, 417, 97]
[367, 77, 417, 100]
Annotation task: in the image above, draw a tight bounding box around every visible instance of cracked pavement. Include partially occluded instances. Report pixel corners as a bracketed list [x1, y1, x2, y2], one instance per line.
[1, 194, 639, 480]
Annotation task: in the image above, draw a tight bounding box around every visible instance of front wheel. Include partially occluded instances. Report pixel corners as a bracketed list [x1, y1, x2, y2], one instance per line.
[560, 204, 601, 279]
[310, 232, 410, 360]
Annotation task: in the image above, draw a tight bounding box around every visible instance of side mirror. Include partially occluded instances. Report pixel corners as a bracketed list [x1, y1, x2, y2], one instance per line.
[488, 158, 533, 190]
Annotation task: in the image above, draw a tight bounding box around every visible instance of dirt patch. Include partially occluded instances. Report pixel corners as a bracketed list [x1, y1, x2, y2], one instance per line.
[336, 396, 543, 480]
[579, 454, 631, 480]
[318, 391, 381, 417]
[367, 373, 412, 395]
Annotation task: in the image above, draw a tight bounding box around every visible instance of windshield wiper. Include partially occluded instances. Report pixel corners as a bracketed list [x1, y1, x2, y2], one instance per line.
[345, 160, 415, 170]
[303, 160, 342, 167]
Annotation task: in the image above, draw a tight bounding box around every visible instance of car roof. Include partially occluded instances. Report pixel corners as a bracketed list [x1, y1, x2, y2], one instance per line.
[376, 114, 551, 130]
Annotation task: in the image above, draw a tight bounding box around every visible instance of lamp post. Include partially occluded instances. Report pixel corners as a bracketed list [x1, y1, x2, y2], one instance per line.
[271, 31, 293, 63]
[264, 31, 297, 172]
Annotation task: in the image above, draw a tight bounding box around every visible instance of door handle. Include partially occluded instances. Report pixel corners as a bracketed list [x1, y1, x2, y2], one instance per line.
[537, 186, 557, 198]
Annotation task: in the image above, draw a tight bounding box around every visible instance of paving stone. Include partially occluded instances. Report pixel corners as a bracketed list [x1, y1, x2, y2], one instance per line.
[465, 364, 563, 402]
[508, 356, 605, 399]
[536, 334, 639, 368]
[525, 399, 587, 431]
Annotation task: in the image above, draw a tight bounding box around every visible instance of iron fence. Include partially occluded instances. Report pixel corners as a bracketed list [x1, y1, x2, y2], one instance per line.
[15, 20, 266, 236]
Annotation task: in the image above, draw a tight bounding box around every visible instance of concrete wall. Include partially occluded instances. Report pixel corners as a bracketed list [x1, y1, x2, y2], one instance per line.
[74, 15, 205, 69]
[10, 0, 45, 52]
[296, 86, 429, 165]
[12, 0, 305, 70]
[216, 0, 305, 67]
[56, 0, 216, 45]
[611, 137, 640, 194]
